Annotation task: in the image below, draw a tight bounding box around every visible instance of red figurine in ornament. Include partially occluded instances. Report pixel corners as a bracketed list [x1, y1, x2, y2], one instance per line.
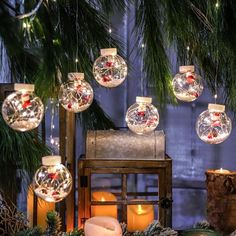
[21, 94, 32, 108]
[186, 72, 196, 84]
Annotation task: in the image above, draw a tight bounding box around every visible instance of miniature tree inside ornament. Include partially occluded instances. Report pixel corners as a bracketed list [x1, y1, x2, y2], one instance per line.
[93, 48, 128, 88]
[172, 65, 203, 102]
[33, 155, 72, 202]
[1, 84, 44, 132]
[58, 73, 93, 113]
[125, 96, 159, 135]
[196, 104, 232, 144]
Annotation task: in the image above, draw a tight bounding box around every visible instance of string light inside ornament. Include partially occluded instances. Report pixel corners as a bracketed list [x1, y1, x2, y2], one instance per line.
[2, 84, 44, 132]
[58, 73, 93, 113]
[33, 156, 72, 202]
[125, 97, 159, 135]
[196, 103, 232, 144]
[93, 48, 128, 88]
[172, 65, 203, 102]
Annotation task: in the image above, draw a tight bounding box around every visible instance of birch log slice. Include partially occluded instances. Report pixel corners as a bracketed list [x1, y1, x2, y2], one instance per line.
[206, 170, 236, 233]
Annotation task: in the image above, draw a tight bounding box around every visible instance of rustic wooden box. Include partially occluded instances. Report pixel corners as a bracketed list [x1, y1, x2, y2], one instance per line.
[78, 157, 172, 228]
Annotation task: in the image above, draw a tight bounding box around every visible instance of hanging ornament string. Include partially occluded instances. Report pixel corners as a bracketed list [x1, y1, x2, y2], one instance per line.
[108, 12, 112, 47]
[214, 0, 220, 103]
[75, 0, 79, 72]
[141, 42, 145, 97]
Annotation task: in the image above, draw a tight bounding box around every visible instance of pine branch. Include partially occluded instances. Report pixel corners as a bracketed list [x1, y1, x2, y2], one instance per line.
[44, 211, 62, 236]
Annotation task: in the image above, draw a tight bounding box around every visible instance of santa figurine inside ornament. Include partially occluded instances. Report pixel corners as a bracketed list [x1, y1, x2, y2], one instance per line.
[196, 103, 232, 144]
[1, 83, 44, 132]
[93, 48, 128, 88]
[125, 96, 159, 135]
[58, 73, 93, 113]
[172, 65, 203, 102]
[33, 155, 72, 202]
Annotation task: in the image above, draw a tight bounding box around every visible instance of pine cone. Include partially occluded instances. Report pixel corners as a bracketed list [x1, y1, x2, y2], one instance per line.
[44, 211, 62, 236]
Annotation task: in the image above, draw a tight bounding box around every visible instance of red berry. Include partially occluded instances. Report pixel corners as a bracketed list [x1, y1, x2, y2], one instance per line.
[214, 112, 220, 117]
[137, 111, 145, 117]
[207, 133, 213, 139]
[67, 103, 72, 109]
[102, 75, 111, 82]
[22, 100, 31, 109]
[48, 173, 58, 180]
[106, 61, 113, 67]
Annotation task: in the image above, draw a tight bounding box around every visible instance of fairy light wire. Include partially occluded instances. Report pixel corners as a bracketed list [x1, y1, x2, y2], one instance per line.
[75, 0, 79, 71]
[214, 0, 220, 103]
[141, 42, 145, 97]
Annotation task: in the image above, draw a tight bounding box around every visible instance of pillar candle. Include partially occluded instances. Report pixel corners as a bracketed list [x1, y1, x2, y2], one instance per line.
[91, 191, 117, 218]
[85, 216, 122, 236]
[27, 187, 55, 230]
[127, 203, 154, 232]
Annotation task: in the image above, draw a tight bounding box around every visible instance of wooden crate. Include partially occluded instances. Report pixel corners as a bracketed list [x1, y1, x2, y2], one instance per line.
[78, 157, 172, 228]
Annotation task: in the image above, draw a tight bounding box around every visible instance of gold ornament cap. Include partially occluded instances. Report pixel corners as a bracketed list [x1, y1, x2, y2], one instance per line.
[42, 155, 61, 166]
[14, 83, 35, 92]
[179, 65, 195, 73]
[208, 103, 225, 112]
[68, 72, 84, 80]
[136, 96, 152, 104]
[100, 48, 117, 56]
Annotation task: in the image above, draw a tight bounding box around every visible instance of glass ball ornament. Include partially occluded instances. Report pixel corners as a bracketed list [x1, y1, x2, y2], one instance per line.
[33, 155, 72, 202]
[1, 84, 44, 132]
[93, 48, 128, 88]
[196, 103, 232, 144]
[59, 73, 94, 112]
[172, 65, 203, 102]
[125, 96, 159, 135]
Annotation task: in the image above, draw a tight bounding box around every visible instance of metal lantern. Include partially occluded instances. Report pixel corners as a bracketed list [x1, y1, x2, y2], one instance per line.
[196, 103, 232, 144]
[93, 48, 128, 88]
[126, 96, 159, 135]
[33, 155, 72, 202]
[78, 130, 172, 231]
[2, 84, 44, 132]
[172, 65, 203, 102]
[59, 73, 93, 113]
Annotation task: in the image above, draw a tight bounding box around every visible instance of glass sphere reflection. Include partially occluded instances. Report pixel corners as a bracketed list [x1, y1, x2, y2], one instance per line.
[59, 73, 93, 113]
[93, 48, 127, 88]
[2, 84, 44, 132]
[172, 65, 203, 102]
[33, 156, 72, 202]
[196, 104, 232, 144]
[126, 97, 159, 135]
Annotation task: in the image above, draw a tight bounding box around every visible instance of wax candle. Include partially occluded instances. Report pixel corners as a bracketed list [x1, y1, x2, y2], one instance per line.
[91, 191, 117, 218]
[27, 187, 55, 229]
[127, 203, 154, 232]
[214, 168, 230, 174]
[84, 216, 122, 236]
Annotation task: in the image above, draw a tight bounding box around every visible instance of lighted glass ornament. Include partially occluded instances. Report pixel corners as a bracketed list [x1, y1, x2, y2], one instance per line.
[58, 73, 93, 112]
[2, 84, 44, 132]
[33, 155, 72, 202]
[196, 103, 232, 144]
[93, 48, 128, 88]
[172, 65, 203, 102]
[125, 96, 159, 135]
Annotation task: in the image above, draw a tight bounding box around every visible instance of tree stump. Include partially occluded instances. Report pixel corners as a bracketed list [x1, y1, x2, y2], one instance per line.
[206, 169, 236, 233]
